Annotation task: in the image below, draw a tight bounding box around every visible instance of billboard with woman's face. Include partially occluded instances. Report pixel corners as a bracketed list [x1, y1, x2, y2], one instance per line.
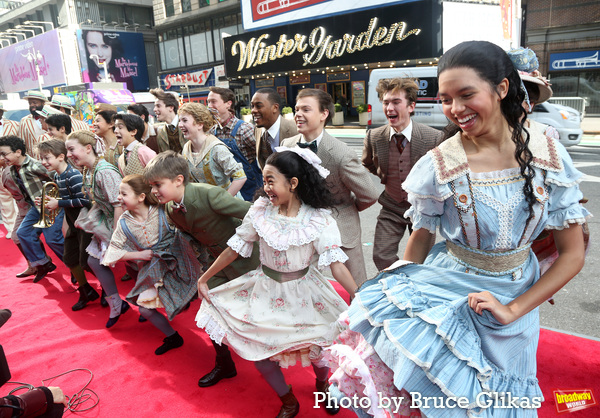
[76, 30, 149, 92]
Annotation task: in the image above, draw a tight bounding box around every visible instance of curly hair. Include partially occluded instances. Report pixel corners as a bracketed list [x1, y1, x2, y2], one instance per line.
[261, 150, 337, 210]
[179, 102, 216, 133]
[438, 41, 536, 222]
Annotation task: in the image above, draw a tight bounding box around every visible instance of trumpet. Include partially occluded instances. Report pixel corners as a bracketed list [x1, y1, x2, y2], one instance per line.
[34, 182, 60, 228]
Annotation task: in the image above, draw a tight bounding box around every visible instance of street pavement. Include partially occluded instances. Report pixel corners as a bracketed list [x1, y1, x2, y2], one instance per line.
[330, 128, 600, 340]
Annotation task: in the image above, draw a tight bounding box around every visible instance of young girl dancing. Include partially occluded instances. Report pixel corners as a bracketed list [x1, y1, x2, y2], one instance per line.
[196, 148, 356, 417]
[66, 130, 129, 328]
[325, 41, 590, 418]
[102, 175, 202, 354]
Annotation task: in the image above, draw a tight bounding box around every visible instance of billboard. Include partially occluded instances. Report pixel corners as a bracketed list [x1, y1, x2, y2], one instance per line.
[241, 0, 408, 31]
[225, 1, 441, 78]
[0, 30, 67, 94]
[76, 30, 149, 92]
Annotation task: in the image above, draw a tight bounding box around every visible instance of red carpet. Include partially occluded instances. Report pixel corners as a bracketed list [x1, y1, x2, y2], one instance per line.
[0, 224, 598, 417]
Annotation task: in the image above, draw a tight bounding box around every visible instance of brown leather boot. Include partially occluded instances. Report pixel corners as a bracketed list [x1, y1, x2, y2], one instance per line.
[315, 379, 340, 415]
[277, 385, 299, 418]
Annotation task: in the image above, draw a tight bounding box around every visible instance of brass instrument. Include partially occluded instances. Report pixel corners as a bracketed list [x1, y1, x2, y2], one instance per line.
[33, 182, 60, 228]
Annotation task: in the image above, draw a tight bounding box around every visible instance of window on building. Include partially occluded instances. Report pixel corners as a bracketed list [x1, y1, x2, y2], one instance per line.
[182, 0, 192, 13]
[159, 28, 185, 69]
[164, 0, 175, 18]
[199, 0, 209, 8]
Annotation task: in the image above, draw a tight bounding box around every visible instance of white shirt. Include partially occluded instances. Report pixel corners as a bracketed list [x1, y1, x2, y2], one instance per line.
[266, 115, 282, 151]
[388, 120, 413, 143]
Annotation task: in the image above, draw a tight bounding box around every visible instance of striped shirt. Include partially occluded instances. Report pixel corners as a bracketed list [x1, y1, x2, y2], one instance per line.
[54, 164, 90, 208]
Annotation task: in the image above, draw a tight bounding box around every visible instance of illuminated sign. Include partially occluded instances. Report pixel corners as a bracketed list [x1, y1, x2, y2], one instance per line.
[225, 2, 441, 78]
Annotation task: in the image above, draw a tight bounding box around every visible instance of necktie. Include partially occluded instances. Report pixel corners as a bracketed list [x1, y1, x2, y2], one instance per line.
[297, 141, 317, 154]
[124, 149, 130, 165]
[393, 133, 407, 155]
[172, 202, 186, 213]
[169, 124, 177, 133]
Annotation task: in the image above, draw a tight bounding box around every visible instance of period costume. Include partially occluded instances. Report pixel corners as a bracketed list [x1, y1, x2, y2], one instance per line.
[0, 119, 19, 137]
[255, 116, 298, 169]
[196, 196, 348, 366]
[363, 121, 443, 270]
[166, 183, 259, 289]
[18, 115, 45, 159]
[326, 129, 591, 418]
[156, 117, 187, 153]
[103, 206, 202, 320]
[282, 131, 378, 286]
[181, 135, 246, 189]
[117, 141, 157, 177]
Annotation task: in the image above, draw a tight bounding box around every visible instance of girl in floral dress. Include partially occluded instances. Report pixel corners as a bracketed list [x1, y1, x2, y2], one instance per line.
[325, 41, 589, 418]
[196, 148, 357, 418]
[66, 130, 129, 328]
[103, 175, 202, 355]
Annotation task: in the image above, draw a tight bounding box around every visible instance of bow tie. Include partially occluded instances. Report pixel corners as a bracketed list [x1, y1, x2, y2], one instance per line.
[172, 202, 187, 213]
[297, 141, 317, 154]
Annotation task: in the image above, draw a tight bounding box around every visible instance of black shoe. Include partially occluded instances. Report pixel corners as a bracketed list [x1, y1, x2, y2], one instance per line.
[72, 284, 99, 311]
[0, 309, 12, 328]
[16, 266, 37, 278]
[198, 359, 237, 387]
[155, 331, 184, 355]
[32, 262, 57, 283]
[100, 290, 108, 307]
[70, 273, 77, 285]
[139, 314, 148, 323]
[106, 300, 130, 328]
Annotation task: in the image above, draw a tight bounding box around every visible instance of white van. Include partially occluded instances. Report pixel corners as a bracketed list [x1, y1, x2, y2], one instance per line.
[367, 67, 583, 147]
[367, 67, 449, 129]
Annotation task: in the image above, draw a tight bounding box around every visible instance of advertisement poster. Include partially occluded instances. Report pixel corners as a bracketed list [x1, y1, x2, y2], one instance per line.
[0, 30, 67, 94]
[76, 30, 149, 92]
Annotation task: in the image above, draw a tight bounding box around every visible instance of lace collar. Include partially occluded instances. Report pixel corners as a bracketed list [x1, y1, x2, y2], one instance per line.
[430, 128, 563, 184]
[250, 197, 330, 251]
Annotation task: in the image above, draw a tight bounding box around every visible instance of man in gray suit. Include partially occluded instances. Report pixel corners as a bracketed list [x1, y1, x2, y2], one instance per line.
[282, 88, 378, 287]
[251, 88, 298, 169]
[363, 78, 444, 271]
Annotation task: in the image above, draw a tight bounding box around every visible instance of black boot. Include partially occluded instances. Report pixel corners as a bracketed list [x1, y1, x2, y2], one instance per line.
[277, 385, 300, 418]
[198, 341, 237, 387]
[72, 284, 99, 311]
[155, 331, 184, 355]
[32, 261, 57, 283]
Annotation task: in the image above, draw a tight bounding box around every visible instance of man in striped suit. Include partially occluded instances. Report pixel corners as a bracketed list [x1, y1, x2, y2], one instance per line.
[18, 90, 48, 158]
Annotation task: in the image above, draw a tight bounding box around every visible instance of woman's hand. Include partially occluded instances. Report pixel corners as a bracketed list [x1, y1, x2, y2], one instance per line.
[138, 250, 153, 261]
[468, 291, 517, 325]
[198, 278, 211, 303]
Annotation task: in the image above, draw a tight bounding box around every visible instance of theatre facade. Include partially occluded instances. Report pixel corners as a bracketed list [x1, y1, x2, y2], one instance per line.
[221, 1, 442, 115]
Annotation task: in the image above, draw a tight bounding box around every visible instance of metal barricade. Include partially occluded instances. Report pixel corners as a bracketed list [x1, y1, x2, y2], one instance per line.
[548, 97, 587, 118]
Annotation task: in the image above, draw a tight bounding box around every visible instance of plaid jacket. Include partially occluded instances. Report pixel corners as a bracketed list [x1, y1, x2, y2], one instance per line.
[10, 155, 53, 202]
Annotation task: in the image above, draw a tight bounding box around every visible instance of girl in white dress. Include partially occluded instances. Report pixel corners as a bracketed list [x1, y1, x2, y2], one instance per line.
[196, 147, 357, 418]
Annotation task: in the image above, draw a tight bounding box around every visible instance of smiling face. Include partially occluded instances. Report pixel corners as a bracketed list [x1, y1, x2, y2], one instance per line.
[118, 182, 144, 212]
[28, 99, 44, 117]
[93, 114, 113, 137]
[39, 151, 64, 172]
[262, 164, 298, 209]
[114, 120, 136, 147]
[178, 112, 201, 140]
[47, 125, 67, 141]
[251, 93, 279, 128]
[382, 89, 415, 132]
[438, 67, 508, 139]
[65, 139, 94, 168]
[86, 31, 112, 63]
[294, 96, 328, 141]
[148, 176, 184, 204]
[153, 99, 175, 123]
[0, 146, 21, 166]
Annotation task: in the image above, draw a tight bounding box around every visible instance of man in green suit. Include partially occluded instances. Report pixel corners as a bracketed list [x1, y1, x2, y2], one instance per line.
[144, 151, 259, 388]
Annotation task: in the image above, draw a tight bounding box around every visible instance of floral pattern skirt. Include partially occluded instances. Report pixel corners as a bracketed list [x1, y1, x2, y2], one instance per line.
[196, 265, 348, 367]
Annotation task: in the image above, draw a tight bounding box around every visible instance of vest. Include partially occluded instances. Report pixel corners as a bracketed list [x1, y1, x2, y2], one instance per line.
[385, 140, 412, 205]
[120, 142, 145, 176]
[167, 127, 183, 154]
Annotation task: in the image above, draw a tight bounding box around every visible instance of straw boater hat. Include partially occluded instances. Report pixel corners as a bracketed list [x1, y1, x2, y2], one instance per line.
[50, 95, 74, 111]
[36, 105, 63, 119]
[507, 47, 553, 105]
[23, 90, 48, 102]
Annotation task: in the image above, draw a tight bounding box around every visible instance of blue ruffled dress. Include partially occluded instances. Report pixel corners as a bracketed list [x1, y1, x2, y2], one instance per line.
[326, 130, 590, 418]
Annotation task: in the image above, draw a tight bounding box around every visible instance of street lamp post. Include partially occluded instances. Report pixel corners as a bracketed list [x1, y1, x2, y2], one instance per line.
[89, 54, 109, 83]
[24, 50, 44, 92]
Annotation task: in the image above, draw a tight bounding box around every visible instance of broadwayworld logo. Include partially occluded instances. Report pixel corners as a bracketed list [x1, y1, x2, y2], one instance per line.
[554, 389, 596, 413]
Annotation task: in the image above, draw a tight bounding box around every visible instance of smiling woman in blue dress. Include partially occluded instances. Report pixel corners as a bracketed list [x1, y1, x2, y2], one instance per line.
[325, 40, 590, 418]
